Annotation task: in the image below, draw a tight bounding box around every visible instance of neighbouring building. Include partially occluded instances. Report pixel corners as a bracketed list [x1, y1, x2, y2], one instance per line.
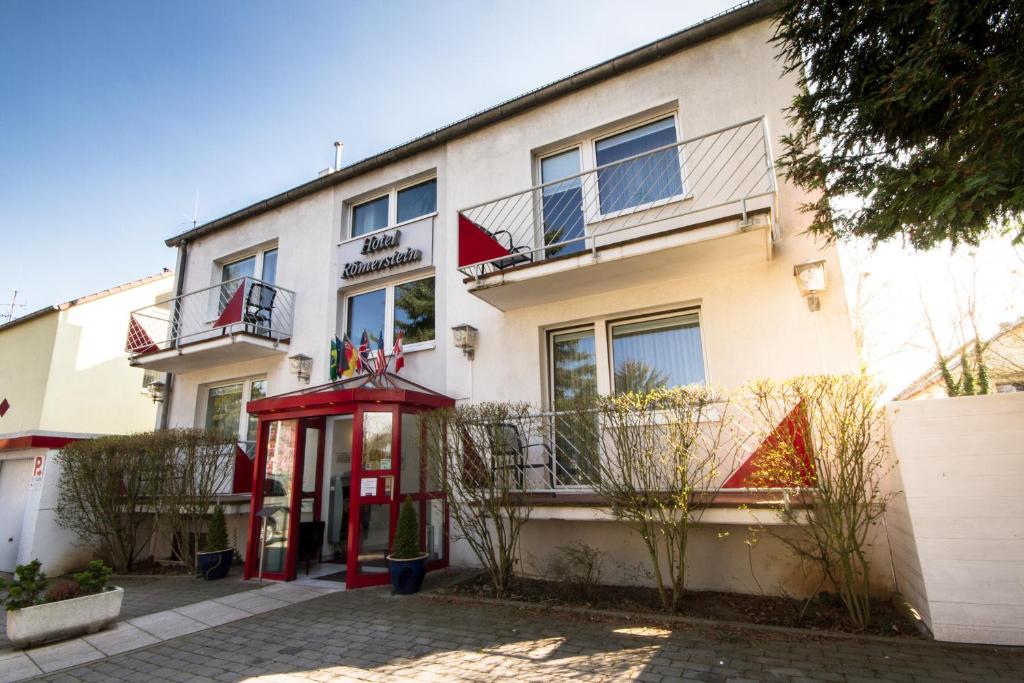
[127, 1, 872, 594]
[0, 271, 174, 574]
[897, 318, 1024, 400]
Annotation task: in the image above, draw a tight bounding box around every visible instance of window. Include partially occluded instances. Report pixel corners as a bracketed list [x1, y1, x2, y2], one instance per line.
[550, 329, 597, 409]
[205, 378, 267, 456]
[352, 196, 389, 237]
[394, 278, 435, 344]
[218, 247, 278, 315]
[397, 179, 437, 224]
[348, 176, 437, 238]
[540, 150, 585, 257]
[343, 276, 435, 351]
[596, 117, 683, 214]
[610, 312, 705, 393]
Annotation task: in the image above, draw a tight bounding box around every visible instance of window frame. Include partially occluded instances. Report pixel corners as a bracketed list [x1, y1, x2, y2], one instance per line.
[531, 110, 687, 249]
[341, 273, 436, 354]
[547, 324, 597, 409]
[220, 246, 278, 286]
[203, 376, 268, 449]
[346, 175, 438, 241]
[542, 306, 709, 409]
[606, 308, 707, 394]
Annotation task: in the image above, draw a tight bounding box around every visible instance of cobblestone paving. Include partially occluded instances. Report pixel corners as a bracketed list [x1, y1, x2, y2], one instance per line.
[26, 586, 1024, 682]
[1, 570, 257, 651]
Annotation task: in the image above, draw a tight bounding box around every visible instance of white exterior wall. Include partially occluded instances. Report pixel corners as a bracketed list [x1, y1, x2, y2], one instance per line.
[885, 393, 1024, 645]
[162, 17, 862, 596]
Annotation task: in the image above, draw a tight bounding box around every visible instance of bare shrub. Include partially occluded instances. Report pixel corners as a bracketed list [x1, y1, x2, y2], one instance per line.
[747, 374, 891, 630]
[586, 387, 749, 612]
[422, 402, 538, 598]
[546, 541, 604, 601]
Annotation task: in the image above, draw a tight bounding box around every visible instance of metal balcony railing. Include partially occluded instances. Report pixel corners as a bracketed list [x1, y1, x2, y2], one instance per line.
[126, 276, 295, 359]
[456, 117, 776, 277]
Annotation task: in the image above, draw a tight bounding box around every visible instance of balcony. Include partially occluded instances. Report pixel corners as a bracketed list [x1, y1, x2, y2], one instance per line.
[127, 276, 295, 373]
[456, 117, 778, 309]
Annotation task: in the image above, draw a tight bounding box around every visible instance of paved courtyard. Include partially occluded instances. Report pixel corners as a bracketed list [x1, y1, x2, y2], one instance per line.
[1, 571, 258, 652]
[19, 583, 1024, 682]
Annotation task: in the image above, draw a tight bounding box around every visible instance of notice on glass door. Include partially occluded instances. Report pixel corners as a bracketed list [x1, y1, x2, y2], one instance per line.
[360, 477, 378, 497]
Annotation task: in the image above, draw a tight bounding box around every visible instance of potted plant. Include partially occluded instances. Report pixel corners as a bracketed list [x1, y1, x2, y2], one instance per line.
[197, 504, 233, 580]
[2, 559, 123, 649]
[387, 497, 429, 595]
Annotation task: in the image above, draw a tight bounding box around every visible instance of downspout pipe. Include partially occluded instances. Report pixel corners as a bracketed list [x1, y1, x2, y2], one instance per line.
[158, 241, 188, 430]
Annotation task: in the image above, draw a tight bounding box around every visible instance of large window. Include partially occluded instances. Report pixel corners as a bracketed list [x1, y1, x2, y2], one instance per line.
[343, 276, 435, 351]
[219, 247, 278, 315]
[349, 177, 437, 238]
[205, 378, 267, 456]
[610, 312, 705, 392]
[595, 117, 683, 214]
[550, 329, 597, 408]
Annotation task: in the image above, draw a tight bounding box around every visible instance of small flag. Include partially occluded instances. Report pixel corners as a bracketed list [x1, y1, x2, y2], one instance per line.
[358, 330, 371, 372]
[329, 338, 339, 381]
[375, 328, 386, 375]
[342, 337, 358, 377]
[393, 332, 404, 373]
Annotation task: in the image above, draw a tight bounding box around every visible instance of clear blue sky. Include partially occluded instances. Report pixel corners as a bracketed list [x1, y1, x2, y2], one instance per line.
[0, 0, 739, 315]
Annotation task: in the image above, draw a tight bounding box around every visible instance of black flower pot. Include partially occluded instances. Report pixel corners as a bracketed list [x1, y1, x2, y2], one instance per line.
[197, 548, 233, 580]
[387, 553, 428, 595]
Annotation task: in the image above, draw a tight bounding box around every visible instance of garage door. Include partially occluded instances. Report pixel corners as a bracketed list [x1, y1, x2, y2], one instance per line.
[0, 457, 33, 572]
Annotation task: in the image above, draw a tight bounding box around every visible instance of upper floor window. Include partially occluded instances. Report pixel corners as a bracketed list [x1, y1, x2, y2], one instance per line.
[350, 177, 437, 238]
[595, 116, 683, 214]
[219, 247, 277, 314]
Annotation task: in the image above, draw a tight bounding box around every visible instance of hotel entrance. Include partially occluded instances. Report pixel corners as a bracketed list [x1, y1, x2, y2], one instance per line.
[242, 376, 454, 588]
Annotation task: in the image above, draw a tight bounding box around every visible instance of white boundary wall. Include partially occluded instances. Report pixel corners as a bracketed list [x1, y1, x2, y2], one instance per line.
[885, 393, 1024, 645]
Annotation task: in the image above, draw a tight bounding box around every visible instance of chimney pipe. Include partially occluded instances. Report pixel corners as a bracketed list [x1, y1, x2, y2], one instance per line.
[334, 141, 344, 172]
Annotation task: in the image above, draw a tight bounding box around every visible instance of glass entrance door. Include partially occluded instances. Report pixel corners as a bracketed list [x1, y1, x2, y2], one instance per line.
[251, 417, 325, 581]
[347, 406, 398, 588]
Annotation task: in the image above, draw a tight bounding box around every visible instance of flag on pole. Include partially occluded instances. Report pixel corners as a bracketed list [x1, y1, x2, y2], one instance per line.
[393, 332, 405, 373]
[358, 330, 371, 372]
[375, 328, 386, 375]
[342, 337, 358, 377]
[329, 338, 339, 381]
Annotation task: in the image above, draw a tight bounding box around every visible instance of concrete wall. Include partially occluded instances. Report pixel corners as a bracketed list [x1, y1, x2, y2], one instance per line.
[885, 393, 1024, 645]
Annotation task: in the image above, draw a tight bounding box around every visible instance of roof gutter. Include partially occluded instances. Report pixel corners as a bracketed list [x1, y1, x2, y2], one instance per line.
[166, 0, 781, 248]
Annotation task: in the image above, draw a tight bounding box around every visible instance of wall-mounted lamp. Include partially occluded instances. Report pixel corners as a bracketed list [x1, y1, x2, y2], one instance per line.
[146, 381, 167, 404]
[793, 260, 827, 312]
[451, 324, 478, 359]
[289, 353, 313, 383]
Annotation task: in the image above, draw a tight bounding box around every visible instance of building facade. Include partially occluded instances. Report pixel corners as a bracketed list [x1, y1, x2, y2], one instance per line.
[0, 271, 173, 574]
[129, 3, 869, 593]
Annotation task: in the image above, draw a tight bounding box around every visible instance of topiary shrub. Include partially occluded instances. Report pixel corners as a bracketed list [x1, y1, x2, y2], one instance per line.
[204, 504, 229, 552]
[390, 497, 422, 559]
[73, 560, 113, 596]
[1, 560, 49, 610]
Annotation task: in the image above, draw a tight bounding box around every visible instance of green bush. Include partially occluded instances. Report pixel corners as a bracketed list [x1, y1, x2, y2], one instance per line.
[73, 560, 113, 596]
[391, 497, 422, 560]
[204, 504, 229, 552]
[1, 560, 49, 611]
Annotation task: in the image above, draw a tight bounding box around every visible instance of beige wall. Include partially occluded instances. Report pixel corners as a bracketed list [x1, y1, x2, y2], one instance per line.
[0, 313, 58, 434]
[885, 393, 1024, 645]
[38, 277, 172, 434]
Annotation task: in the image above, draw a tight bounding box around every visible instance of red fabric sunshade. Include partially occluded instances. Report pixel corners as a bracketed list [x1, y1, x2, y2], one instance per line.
[126, 316, 159, 355]
[458, 214, 512, 268]
[214, 285, 244, 327]
[723, 403, 815, 488]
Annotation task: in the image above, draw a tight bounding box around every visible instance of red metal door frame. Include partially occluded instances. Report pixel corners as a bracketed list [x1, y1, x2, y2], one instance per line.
[346, 404, 400, 589]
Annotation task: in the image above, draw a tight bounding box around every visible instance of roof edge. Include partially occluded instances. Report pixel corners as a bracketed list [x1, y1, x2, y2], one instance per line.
[166, 0, 780, 247]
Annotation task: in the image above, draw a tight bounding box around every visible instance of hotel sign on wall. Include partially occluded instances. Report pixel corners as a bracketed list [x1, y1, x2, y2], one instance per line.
[338, 214, 433, 283]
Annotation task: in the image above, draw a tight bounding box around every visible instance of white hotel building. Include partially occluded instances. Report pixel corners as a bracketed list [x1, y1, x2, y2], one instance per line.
[126, 1, 867, 593]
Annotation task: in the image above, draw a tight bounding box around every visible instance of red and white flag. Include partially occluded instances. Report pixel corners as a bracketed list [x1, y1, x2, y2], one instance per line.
[393, 332, 405, 373]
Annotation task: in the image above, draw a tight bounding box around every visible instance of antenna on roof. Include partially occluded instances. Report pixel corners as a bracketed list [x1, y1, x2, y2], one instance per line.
[0, 290, 27, 323]
[192, 187, 200, 229]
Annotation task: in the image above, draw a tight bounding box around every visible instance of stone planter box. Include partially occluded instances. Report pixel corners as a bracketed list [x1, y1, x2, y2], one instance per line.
[6, 587, 124, 649]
